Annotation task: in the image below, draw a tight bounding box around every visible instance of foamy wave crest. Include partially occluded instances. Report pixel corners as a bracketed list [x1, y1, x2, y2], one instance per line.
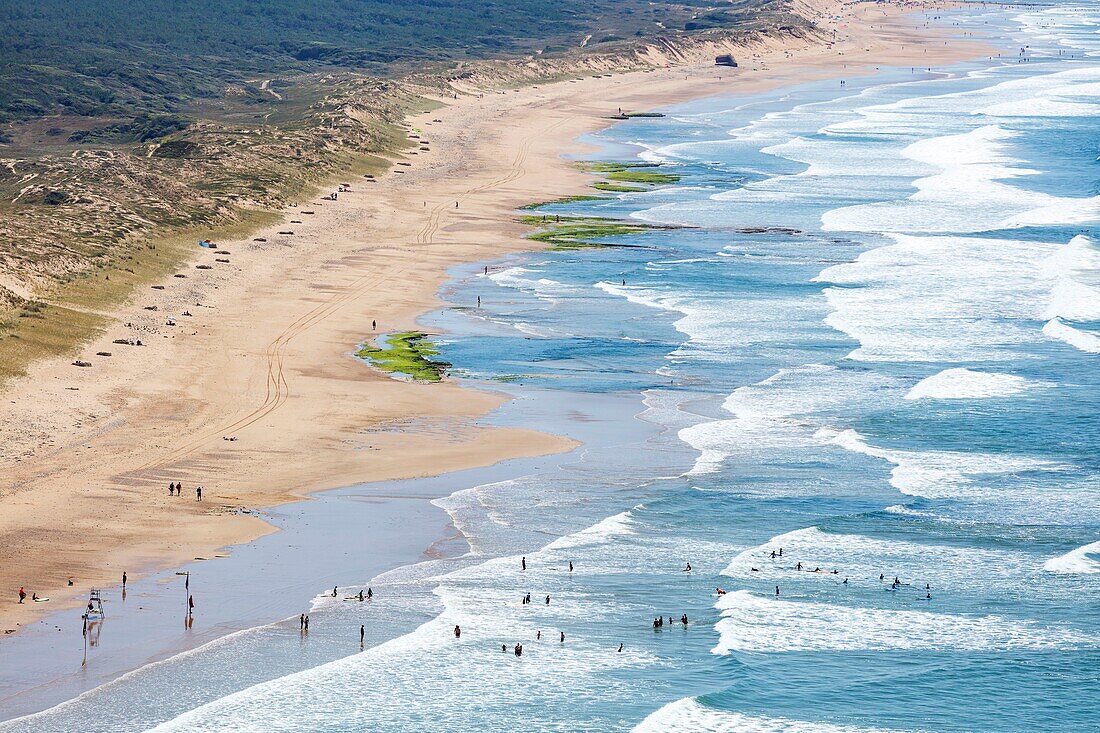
[545, 510, 635, 551]
[1043, 317, 1100, 354]
[678, 366, 899, 475]
[1042, 235, 1100, 321]
[711, 590, 1090, 654]
[904, 368, 1038, 400]
[822, 126, 1100, 234]
[634, 699, 915, 733]
[815, 233, 1057, 362]
[819, 428, 1062, 499]
[1043, 540, 1100, 574]
[490, 266, 575, 299]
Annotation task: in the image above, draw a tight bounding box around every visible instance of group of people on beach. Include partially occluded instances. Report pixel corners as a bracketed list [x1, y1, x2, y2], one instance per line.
[167, 481, 202, 500]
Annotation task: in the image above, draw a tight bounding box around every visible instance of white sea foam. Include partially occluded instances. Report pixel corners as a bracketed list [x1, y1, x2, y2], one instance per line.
[904, 368, 1038, 400]
[1043, 540, 1100, 574]
[1043, 317, 1100, 353]
[711, 590, 1090, 654]
[678, 366, 901, 475]
[822, 126, 1100, 234]
[819, 427, 1063, 500]
[815, 233, 1059, 362]
[1042, 235, 1100, 321]
[634, 699, 915, 733]
[544, 510, 635, 550]
[489, 265, 575, 299]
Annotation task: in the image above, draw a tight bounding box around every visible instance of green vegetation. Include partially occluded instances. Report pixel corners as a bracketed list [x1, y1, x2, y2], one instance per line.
[607, 169, 679, 184]
[356, 331, 450, 382]
[581, 162, 654, 173]
[0, 0, 793, 124]
[579, 161, 680, 189]
[520, 214, 663, 250]
[519, 194, 607, 209]
[592, 182, 645, 193]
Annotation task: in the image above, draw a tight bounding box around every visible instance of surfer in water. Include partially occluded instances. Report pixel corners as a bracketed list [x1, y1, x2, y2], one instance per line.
[683, 562, 692, 572]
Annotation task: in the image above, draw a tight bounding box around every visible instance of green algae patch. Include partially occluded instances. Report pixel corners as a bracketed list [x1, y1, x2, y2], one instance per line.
[606, 169, 679, 184]
[519, 215, 664, 250]
[518, 194, 608, 209]
[357, 331, 449, 382]
[592, 182, 645, 193]
[577, 161, 680, 188]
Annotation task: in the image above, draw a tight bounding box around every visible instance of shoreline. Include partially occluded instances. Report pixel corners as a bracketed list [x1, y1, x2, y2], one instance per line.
[0, 1, 986, 642]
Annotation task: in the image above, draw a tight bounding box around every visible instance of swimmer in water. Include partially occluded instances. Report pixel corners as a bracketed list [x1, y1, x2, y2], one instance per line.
[716, 587, 727, 596]
[776, 586, 780, 597]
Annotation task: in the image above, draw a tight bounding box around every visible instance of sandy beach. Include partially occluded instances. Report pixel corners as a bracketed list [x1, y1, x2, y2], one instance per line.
[0, 0, 987, 637]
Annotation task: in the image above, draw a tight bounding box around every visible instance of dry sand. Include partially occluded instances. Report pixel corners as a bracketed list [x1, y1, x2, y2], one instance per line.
[0, 0, 989, 634]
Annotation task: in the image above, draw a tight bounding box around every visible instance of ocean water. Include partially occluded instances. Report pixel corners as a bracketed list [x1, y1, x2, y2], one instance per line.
[7, 3, 1100, 731]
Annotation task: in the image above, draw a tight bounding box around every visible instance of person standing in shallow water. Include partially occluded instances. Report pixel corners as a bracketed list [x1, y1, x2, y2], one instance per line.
[360, 625, 365, 645]
[521, 557, 526, 571]
[454, 625, 461, 638]
[560, 631, 565, 643]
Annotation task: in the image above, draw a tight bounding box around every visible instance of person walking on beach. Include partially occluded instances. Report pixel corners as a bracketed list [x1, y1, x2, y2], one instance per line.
[300, 613, 305, 630]
[168, 482, 174, 496]
[372, 320, 376, 331]
[304, 615, 309, 631]
[122, 572, 127, 589]
[196, 486, 202, 501]
[188, 594, 195, 615]
[18, 587, 26, 604]
[367, 587, 373, 600]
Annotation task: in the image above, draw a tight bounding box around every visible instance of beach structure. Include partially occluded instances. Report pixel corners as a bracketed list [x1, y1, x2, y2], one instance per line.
[715, 54, 738, 67]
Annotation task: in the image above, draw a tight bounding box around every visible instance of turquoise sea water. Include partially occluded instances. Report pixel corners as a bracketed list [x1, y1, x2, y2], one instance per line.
[6, 3, 1100, 731]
